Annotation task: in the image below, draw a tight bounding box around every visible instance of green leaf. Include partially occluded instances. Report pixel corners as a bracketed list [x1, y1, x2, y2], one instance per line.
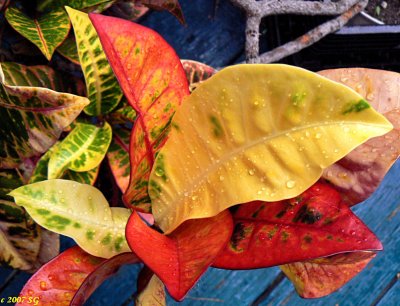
[31, 142, 99, 185]
[5, 6, 70, 60]
[57, 34, 80, 65]
[107, 97, 137, 124]
[10, 179, 131, 258]
[148, 64, 393, 234]
[66, 7, 123, 116]
[47, 122, 112, 179]
[107, 127, 131, 192]
[0, 71, 89, 168]
[0, 199, 41, 270]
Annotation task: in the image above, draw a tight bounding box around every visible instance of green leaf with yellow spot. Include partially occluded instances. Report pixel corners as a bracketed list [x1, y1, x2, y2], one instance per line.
[5, 6, 70, 60]
[0, 67, 89, 169]
[149, 64, 393, 234]
[31, 142, 99, 185]
[10, 179, 131, 258]
[57, 34, 80, 65]
[47, 122, 112, 179]
[107, 127, 131, 192]
[66, 7, 123, 116]
[0, 199, 41, 270]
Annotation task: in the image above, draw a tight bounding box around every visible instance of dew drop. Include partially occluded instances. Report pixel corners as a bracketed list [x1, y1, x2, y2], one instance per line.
[191, 195, 198, 201]
[155, 168, 164, 177]
[219, 175, 224, 181]
[248, 169, 255, 176]
[366, 93, 374, 100]
[286, 180, 296, 189]
[315, 133, 322, 139]
[40, 281, 47, 291]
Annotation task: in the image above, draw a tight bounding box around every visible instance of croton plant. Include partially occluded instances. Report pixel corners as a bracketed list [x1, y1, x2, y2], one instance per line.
[0, 1, 399, 305]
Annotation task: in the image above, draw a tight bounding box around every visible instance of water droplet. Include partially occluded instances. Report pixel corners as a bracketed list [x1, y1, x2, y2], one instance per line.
[191, 195, 198, 201]
[88, 196, 92, 200]
[184, 192, 189, 197]
[315, 133, 322, 139]
[219, 176, 224, 181]
[305, 131, 310, 138]
[40, 281, 47, 290]
[248, 169, 255, 176]
[58, 190, 63, 194]
[155, 168, 164, 177]
[340, 77, 348, 83]
[60, 198, 65, 203]
[366, 93, 374, 100]
[67, 208, 72, 214]
[286, 180, 296, 189]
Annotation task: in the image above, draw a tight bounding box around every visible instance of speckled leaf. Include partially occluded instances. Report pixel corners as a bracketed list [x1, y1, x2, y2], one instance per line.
[66, 7, 123, 116]
[320, 68, 400, 205]
[5, 6, 70, 60]
[142, 0, 185, 24]
[17, 246, 139, 306]
[126, 210, 233, 301]
[90, 14, 189, 212]
[0, 62, 85, 94]
[47, 122, 112, 179]
[181, 60, 216, 92]
[10, 180, 131, 258]
[0, 199, 40, 270]
[0, 169, 23, 201]
[37, 0, 115, 13]
[31, 143, 99, 185]
[57, 35, 80, 65]
[107, 127, 131, 192]
[108, 97, 137, 124]
[281, 251, 376, 298]
[29, 228, 60, 273]
[213, 183, 382, 269]
[107, 2, 149, 21]
[136, 274, 166, 306]
[148, 64, 392, 234]
[0, 74, 89, 168]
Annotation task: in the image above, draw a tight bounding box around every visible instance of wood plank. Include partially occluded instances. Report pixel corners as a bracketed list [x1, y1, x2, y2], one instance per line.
[141, 0, 245, 68]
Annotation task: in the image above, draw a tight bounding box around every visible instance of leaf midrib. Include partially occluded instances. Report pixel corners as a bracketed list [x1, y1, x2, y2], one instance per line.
[161, 121, 390, 207]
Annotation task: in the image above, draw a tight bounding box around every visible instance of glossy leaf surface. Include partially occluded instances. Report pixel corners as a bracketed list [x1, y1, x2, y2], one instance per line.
[57, 35, 80, 65]
[136, 274, 166, 306]
[141, 0, 185, 24]
[47, 122, 111, 179]
[281, 252, 376, 298]
[30, 143, 99, 185]
[320, 68, 400, 205]
[148, 64, 392, 233]
[0, 73, 89, 168]
[126, 210, 233, 301]
[107, 127, 131, 192]
[213, 183, 382, 269]
[67, 7, 123, 116]
[0, 199, 40, 270]
[181, 59, 216, 92]
[90, 13, 189, 211]
[16, 246, 135, 305]
[5, 6, 70, 60]
[11, 180, 131, 258]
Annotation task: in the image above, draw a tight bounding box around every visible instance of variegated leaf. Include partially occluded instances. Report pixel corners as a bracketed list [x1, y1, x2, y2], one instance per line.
[107, 2, 149, 21]
[5, 6, 70, 60]
[90, 14, 189, 212]
[66, 7, 123, 116]
[57, 34, 80, 65]
[181, 60, 216, 92]
[107, 127, 131, 192]
[0, 169, 23, 201]
[107, 97, 137, 124]
[37, 0, 115, 13]
[0, 76, 89, 168]
[0, 199, 40, 270]
[47, 122, 112, 179]
[10, 180, 131, 258]
[31, 142, 99, 185]
[136, 274, 166, 306]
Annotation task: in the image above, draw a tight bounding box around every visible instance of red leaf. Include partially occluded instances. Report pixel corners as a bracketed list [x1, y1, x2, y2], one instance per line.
[90, 14, 189, 212]
[281, 251, 376, 298]
[141, 0, 185, 24]
[181, 59, 216, 92]
[213, 183, 382, 269]
[126, 210, 233, 301]
[17, 246, 139, 306]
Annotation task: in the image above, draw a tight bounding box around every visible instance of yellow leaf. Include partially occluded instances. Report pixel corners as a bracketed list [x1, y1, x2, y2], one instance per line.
[149, 64, 392, 234]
